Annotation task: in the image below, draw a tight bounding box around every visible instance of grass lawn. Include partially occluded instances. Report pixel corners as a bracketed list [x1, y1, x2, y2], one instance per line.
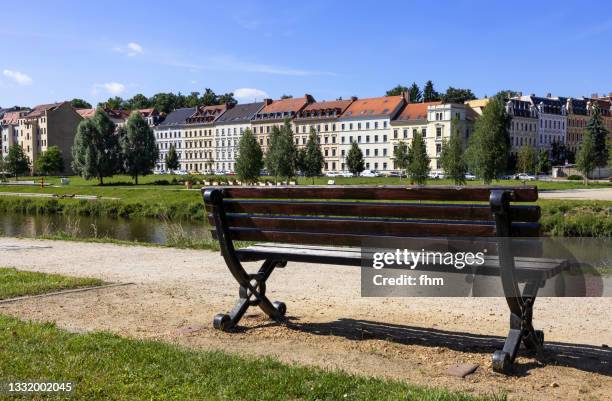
[0, 315, 504, 401]
[0, 267, 103, 300]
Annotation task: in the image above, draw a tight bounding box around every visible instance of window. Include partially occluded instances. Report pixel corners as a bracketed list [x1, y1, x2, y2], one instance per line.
[436, 143, 442, 154]
[366, 149, 370, 156]
[365, 122, 370, 129]
[436, 127, 442, 137]
[366, 135, 370, 143]
[374, 122, 378, 129]
[393, 129, 398, 139]
[357, 123, 361, 130]
[383, 148, 387, 156]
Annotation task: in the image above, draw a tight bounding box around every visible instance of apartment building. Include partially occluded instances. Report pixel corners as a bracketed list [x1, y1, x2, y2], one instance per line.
[153, 107, 195, 171]
[505, 98, 538, 154]
[1, 110, 30, 160]
[183, 104, 228, 172]
[337, 95, 405, 172]
[294, 98, 354, 172]
[18, 102, 82, 173]
[213, 102, 264, 173]
[390, 101, 440, 169]
[426, 103, 475, 171]
[520, 95, 567, 150]
[586, 98, 612, 136]
[251, 95, 314, 153]
[565, 98, 589, 153]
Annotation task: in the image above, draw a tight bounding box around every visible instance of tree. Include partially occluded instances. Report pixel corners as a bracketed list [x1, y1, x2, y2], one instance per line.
[185, 92, 201, 108]
[5, 145, 31, 178]
[442, 87, 476, 104]
[70, 98, 92, 109]
[235, 128, 263, 183]
[407, 132, 430, 184]
[280, 94, 293, 99]
[535, 149, 551, 176]
[99, 96, 124, 110]
[120, 111, 159, 184]
[408, 82, 422, 103]
[516, 145, 536, 174]
[439, 117, 467, 184]
[165, 144, 179, 171]
[302, 129, 325, 183]
[465, 98, 511, 184]
[265, 120, 296, 182]
[35, 146, 65, 176]
[423, 80, 440, 102]
[72, 110, 121, 185]
[346, 141, 365, 176]
[217, 92, 237, 106]
[587, 103, 610, 176]
[386, 85, 408, 97]
[576, 130, 597, 184]
[393, 140, 409, 180]
[127, 93, 151, 110]
[493, 90, 520, 103]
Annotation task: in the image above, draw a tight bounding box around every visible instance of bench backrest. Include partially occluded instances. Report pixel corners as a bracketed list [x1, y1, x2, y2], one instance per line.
[203, 186, 540, 248]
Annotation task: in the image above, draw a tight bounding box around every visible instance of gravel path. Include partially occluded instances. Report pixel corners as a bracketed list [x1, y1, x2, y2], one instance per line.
[540, 188, 612, 201]
[1, 238, 610, 401]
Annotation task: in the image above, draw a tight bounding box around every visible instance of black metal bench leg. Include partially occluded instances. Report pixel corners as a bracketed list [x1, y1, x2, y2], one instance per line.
[213, 260, 287, 332]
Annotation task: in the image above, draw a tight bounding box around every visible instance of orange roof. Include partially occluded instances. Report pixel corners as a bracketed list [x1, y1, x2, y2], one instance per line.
[394, 101, 441, 121]
[1, 111, 24, 125]
[340, 95, 404, 118]
[260, 95, 313, 114]
[76, 108, 96, 118]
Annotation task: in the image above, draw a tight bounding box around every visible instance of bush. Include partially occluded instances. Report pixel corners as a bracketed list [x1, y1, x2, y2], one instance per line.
[567, 174, 583, 180]
[151, 179, 171, 185]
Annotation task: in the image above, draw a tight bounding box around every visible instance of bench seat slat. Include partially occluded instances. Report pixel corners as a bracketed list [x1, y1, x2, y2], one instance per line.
[220, 186, 538, 202]
[235, 244, 565, 280]
[222, 200, 540, 222]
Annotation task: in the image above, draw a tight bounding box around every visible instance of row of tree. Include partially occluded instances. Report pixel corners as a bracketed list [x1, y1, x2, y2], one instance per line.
[386, 81, 476, 104]
[0, 145, 65, 178]
[79, 89, 238, 114]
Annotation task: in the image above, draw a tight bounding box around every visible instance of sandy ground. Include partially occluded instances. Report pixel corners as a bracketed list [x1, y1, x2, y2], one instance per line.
[0, 238, 610, 401]
[540, 188, 612, 201]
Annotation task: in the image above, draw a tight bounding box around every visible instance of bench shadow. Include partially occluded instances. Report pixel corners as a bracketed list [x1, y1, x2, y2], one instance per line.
[248, 317, 611, 377]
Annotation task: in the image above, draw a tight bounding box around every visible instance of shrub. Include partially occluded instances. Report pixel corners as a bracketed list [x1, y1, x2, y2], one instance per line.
[567, 174, 583, 180]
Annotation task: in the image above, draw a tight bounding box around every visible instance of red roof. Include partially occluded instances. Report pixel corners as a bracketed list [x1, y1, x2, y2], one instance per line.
[259, 95, 314, 115]
[340, 95, 404, 118]
[1, 111, 24, 125]
[394, 101, 441, 121]
[76, 108, 96, 118]
[186, 104, 227, 124]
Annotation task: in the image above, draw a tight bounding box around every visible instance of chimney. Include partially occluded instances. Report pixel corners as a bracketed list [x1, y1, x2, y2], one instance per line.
[530, 93, 535, 97]
[591, 93, 598, 99]
[401, 91, 409, 103]
[546, 93, 552, 98]
[608, 92, 612, 98]
[263, 98, 273, 106]
[518, 91, 523, 97]
[305, 94, 315, 103]
[350, 96, 358, 101]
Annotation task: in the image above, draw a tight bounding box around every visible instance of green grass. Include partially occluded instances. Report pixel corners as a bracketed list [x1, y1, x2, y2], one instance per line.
[0, 268, 103, 300]
[0, 315, 504, 401]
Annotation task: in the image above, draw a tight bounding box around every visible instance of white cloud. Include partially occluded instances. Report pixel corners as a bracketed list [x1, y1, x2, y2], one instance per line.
[234, 88, 269, 102]
[3, 69, 32, 85]
[114, 42, 144, 56]
[92, 82, 126, 96]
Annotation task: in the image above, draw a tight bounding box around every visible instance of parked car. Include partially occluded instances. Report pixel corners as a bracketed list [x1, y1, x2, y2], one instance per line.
[153, 170, 166, 175]
[174, 170, 189, 176]
[464, 173, 477, 180]
[359, 170, 381, 177]
[428, 172, 445, 179]
[497, 174, 513, 180]
[514, 173, 536, 181]
[325, 171, 339, 177]
[339, 171, 353, 178]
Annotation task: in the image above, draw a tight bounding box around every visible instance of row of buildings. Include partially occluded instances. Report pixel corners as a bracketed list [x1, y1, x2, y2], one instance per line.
[2, 92, 611, 175]
[0, 104, 160, 173]
[153, 92, 612, 174]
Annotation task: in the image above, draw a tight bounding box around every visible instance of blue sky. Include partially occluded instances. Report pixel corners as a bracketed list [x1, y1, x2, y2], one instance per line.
[1, 1, 611, 107]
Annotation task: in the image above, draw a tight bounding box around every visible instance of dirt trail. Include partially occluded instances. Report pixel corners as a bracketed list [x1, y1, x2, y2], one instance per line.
[1, 238, 610, 401]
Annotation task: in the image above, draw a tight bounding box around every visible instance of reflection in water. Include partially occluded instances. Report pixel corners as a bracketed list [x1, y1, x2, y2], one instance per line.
[0, 213, 211, 245]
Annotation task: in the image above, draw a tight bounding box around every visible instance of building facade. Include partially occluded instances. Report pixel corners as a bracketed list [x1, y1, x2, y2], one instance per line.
[251, 95, 314, 153]
[521, 95, 567, 151]
[294, 98, 354, 172]
[153, 107, 195, 171]
[390, 101, 439, 170]
[337, 95, 405, 172]
[213, 102, 264, 173]
[505, 99, 538, 154]
[183, 104, 228, 173]
[18, 102, 82, 174]
[1, 110, 29, 160]
[564, 98, 589, 153]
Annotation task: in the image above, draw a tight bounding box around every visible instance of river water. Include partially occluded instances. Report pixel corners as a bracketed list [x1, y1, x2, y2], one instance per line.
[0, 213, 211, 245]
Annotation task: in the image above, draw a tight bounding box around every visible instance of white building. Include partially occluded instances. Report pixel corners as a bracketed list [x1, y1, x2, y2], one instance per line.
[521, 95, 567, 151]
[337, 95, 405, 173]
[153, 107, 195, 171]
[1, 110, 29, 160]
[213, 102, 264, 173]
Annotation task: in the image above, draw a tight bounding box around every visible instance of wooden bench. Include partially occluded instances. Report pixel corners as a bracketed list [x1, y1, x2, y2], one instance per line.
[203, 185, 566, 373]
